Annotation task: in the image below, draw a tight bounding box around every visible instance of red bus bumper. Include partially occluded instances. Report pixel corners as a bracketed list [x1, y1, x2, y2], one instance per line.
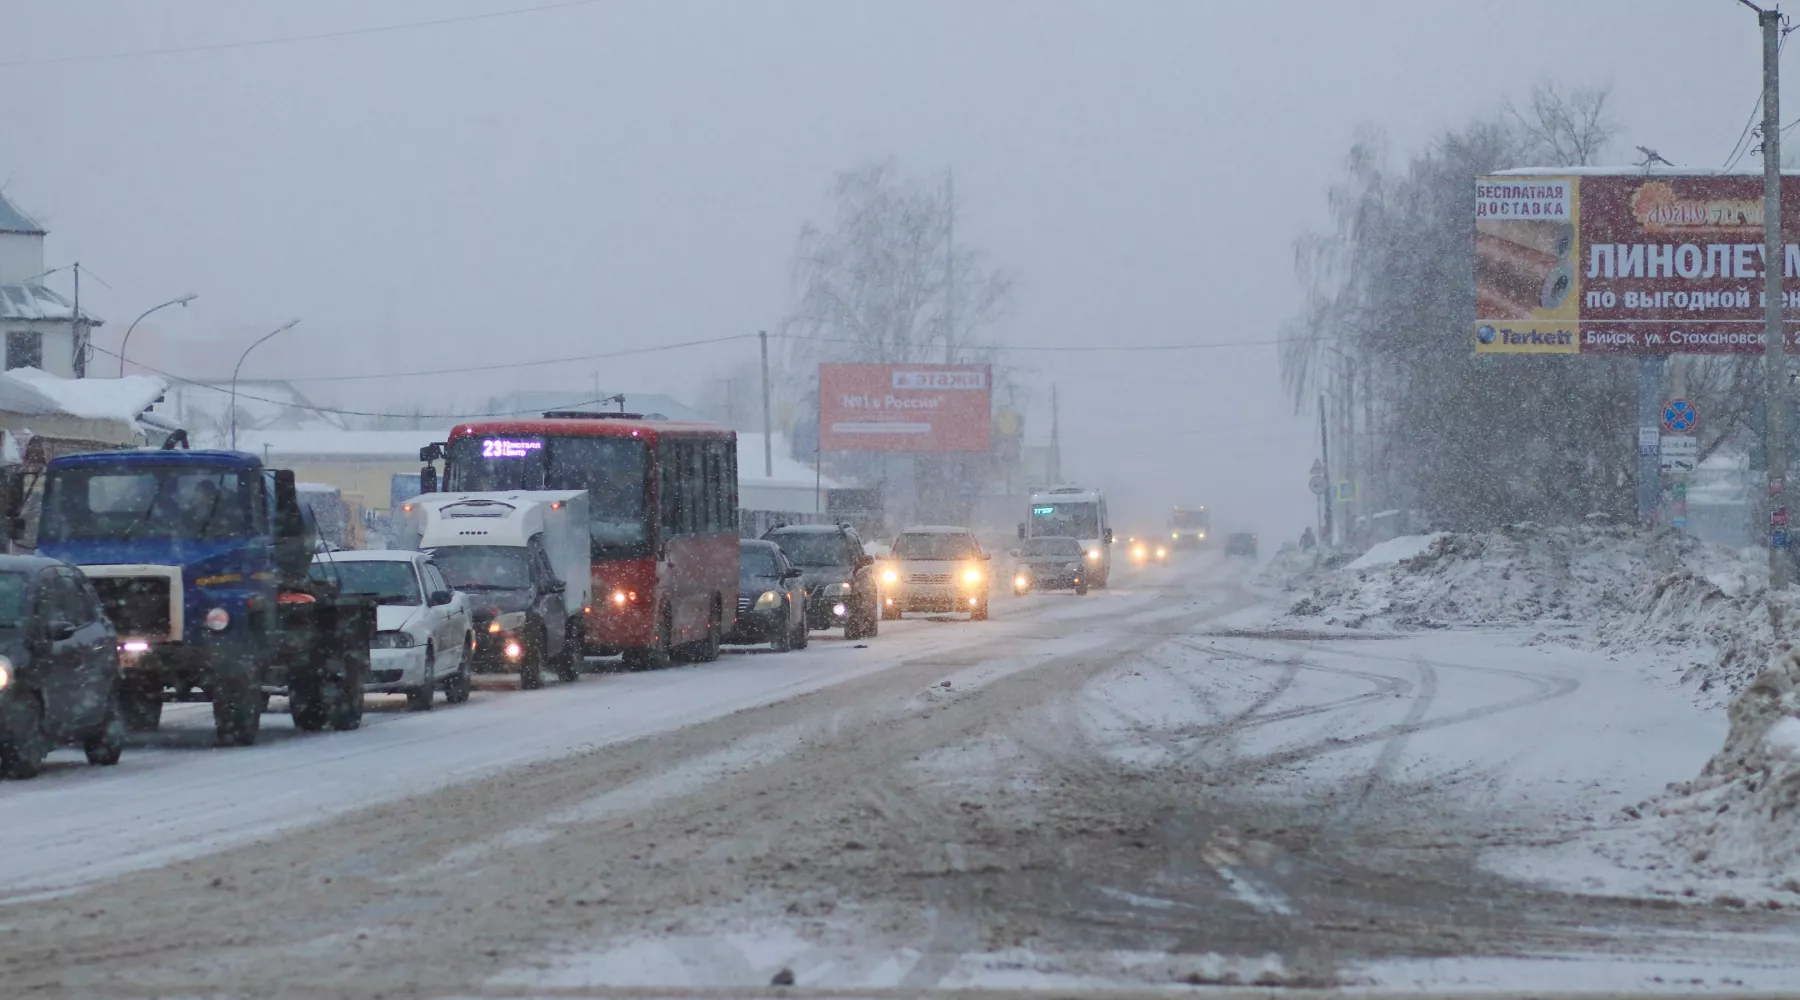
[585, 559, 657, 650]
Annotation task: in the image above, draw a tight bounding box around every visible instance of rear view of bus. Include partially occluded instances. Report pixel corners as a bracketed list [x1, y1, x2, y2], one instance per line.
[433, 412, 739, 669]
[1169, 505, 1210, 549]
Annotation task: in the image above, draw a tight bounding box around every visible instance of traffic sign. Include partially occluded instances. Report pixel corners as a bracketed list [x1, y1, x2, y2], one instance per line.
[1775, 507, 1790, 528]
[1776, 529, 1791, 549]
[1335, 480, 1357, 503]
[1661, 398, 1698, 434]
[1310, 459, 1325, 476]
[1774, 476, 1788, 496]
[1309, 475, 1327, 495]
[1672, 481, 1688, 500]
[1638, 427, 1659, 456]
[1660, 435, 1698, 473]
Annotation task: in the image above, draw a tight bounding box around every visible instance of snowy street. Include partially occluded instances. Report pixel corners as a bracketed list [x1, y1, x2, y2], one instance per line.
[3, 552, 1794, 995]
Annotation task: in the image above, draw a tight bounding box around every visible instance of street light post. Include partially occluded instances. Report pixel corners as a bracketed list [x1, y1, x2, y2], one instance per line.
[229, 319, 300, 450]
[118, 293, 198, 377]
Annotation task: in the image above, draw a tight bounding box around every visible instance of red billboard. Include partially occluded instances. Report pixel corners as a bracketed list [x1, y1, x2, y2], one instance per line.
[818, 363, 992, 452]
[1475, 172, 1800, 354]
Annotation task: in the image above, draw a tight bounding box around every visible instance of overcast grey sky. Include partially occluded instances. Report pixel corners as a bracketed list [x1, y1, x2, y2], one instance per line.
[0, 0, 1778, 537]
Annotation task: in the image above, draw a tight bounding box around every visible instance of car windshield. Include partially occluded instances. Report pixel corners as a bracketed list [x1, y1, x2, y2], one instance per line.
[1021, 537, 1083, 557]
[430, 546, 531, 591]
[1030, 501, 1099, 540]
[445, 434, 651, 557]
[311, 559, 421, 605]
[739, 547, 781, 578]
[39, 465, 256, 543]
[893, 532, 978, 560]
[0, 572, 27, 629]
[768, 532, 857, 567]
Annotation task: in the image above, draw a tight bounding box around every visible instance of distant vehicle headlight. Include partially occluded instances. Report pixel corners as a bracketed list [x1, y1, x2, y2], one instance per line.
[963, 567, 983, 584]
[1156, 547, 1167, 558]
[1172, 532, 1180, 539]
[372, 630, 416, 649]
[754, 590, 781, 611]
[1198, 531, 1206, 539]
[882, 568, 899, 584]
[203, 607, 230, 631]
[1014, 574, 1030, 589]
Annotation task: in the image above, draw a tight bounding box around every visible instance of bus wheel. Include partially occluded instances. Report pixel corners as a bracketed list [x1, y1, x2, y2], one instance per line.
[625, 606, 673, 671]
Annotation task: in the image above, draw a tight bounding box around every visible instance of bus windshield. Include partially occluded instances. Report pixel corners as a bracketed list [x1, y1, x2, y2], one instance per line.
[1030, 501, 1099, 540]
[446, 434, 650, 558]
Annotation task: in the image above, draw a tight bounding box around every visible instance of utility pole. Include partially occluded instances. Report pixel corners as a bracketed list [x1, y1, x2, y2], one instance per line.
[1759, 4, 1790, 591]
[759, 330, 773, 479]
[71, 262, 84, 377]
[1319, 392, 1333, 546]
[1049, 383, 1062, 485]
[944, 172, 956, 365]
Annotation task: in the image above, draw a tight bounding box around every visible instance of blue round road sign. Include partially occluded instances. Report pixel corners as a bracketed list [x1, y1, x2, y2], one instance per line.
[1662, 398, 1698, 434]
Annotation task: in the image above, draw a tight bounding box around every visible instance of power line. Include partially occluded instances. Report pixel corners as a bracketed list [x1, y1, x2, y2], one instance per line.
[276, 333, 756, 383]
[1726, 30, 1793, 170]
[0, 0, 606, 69]
[773, 333, 1300, 353]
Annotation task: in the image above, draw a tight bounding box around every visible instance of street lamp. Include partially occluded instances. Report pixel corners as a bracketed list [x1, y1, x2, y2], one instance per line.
[118, 293, 198, 377]
[229, 319, 300, 450]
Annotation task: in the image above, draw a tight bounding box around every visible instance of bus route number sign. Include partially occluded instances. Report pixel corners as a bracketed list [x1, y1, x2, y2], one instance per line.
[481, 439, 543, 459]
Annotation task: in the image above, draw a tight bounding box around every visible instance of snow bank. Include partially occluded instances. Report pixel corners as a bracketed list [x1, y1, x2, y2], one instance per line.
[1283, 523, 1700, 631]
[1654, 648, 1800, 886]
[1345, 532, 1447, 570]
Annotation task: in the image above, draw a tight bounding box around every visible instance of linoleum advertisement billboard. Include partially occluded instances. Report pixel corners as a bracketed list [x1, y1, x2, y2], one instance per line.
[1475, 173, 1800, 354]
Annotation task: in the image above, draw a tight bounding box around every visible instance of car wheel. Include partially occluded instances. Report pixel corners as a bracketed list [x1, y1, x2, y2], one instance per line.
[407, 645, 436, 712]
[84, 695, 126, 766]
[792, 604, 809, 649]
[212, 675, 262, 747]
[771, 604, 794, 652]
[444, 636, 473, 705]
[119, 682, 162, 732]
[0, 696, 49, 779]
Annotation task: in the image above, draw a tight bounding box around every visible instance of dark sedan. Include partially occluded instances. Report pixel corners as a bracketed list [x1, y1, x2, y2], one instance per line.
[1012, 536, 1089, 595]
[726, 541, 807, 651]
[764, 524, 880, 640]
[0, 555, 126, 779]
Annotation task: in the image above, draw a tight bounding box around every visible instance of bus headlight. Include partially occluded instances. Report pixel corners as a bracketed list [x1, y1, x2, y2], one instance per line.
[754, 590, 781, 611]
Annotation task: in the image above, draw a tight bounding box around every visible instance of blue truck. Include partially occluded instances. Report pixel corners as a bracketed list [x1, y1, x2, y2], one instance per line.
[23, 449, 375, 746]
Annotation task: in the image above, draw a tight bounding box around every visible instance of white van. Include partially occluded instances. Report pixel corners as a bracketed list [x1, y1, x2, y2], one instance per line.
[1021, 486, 1114, 587]
[397, 491, 591, 689]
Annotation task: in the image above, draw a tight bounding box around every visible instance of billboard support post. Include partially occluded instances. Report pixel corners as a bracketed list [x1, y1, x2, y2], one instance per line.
[1761, 7, 1789, 592]
[760, 330, 773, 479]
[1637, 356, 1665, 524]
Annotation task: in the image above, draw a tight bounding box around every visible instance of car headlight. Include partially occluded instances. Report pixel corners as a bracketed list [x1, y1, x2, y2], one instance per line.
[754, 590, 781, 610]
[1066, 562, 1082, 572]
[1198, 532, 1206, 539]
[1087, 549, 1102, 561]
[881, 568, 899, 584]
[203, 607, 230, 631]
[372, 630, 416, 649]
[963, 568, 983, 584]
[495, 611, 528, 630]
[1172, 532, 1180, 539]
[837, 581, 855, 594]
[1014, 573, 1029, 589]
[1156, 547, 1167, 558]
[0, 656, 11, 692]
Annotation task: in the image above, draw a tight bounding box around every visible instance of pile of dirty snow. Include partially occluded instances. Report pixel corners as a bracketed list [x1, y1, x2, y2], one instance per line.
[1594, 557, 1785, 702]
[1652, 648, 1800, 888]
[1281, 523, 1706, 631]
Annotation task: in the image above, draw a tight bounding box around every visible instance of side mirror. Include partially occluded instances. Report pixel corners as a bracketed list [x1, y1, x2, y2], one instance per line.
[428, 589, 454, 607]
[781, 568, 804, 580]
[856, 554, 874, 568]
[1104, 529, 1115, 545]
[419, 465, 439, 495]
[543, 579, 566, 595]
[1016, 523, 1026, 539]
[272, 471, 312, 581]
[8, 515, 25, 541]
[982, 552, 991, 561]
[48, 621, 77, 642]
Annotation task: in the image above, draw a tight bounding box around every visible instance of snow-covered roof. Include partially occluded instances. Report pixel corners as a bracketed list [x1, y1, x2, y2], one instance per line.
[0, 283, 88, 322]
[0, 373, 63, 415]
[237, 429, 444, 460]
[736, 432, 842, 489]
[0, 192, 43, 235]
[3, 368, 165, 422]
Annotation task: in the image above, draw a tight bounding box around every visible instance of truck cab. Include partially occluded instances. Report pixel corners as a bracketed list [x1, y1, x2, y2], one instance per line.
[28, 449, 373, 745]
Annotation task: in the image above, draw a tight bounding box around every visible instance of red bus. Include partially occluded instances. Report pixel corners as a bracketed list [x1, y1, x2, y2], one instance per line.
[428, 413, 739, 669]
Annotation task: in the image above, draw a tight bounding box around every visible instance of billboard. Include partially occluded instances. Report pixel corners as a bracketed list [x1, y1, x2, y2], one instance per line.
[1475, 173, 1800, 354]
[818, 363, 992, 452]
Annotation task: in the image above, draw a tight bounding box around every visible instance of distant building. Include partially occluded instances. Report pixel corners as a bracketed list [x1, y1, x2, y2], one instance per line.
[166, 379, 350, 449]
[0, 192, 102, 378]
[477, 389, 707, 423]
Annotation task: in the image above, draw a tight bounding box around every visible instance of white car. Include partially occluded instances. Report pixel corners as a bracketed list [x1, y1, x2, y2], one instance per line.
[309, 550, 472, 711]
[881, 526, 991, 621]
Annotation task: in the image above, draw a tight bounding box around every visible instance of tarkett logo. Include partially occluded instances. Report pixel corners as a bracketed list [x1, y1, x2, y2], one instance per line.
[1493, 327, 1573, 346]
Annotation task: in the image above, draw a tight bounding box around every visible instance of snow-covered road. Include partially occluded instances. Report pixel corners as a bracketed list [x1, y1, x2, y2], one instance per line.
[1, 553, 1796, 997]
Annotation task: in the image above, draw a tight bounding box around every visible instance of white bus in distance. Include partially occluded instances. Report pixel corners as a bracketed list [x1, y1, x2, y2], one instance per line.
[1020, 486, 1114, 587]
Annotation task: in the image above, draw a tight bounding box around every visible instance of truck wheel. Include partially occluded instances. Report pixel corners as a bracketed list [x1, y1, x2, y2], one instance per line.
[519, 627, 545, 690]
[0, 697, 48, 779]
[289, 675, 330, 732]
[326, 658, 365, 731]
[555, 619, 581, 684]
[406, 646, 436, 712]
[119, 683, 162, 731]
[84, 696, 126, 766]
[213, 678, 262, 747]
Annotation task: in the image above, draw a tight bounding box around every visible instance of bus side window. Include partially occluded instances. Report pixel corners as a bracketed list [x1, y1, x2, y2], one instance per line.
[704, 440, 724, 532]
[725, 439, 739, 531]
[660, 446, 680, 538]
[683, 441, 704, 535]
